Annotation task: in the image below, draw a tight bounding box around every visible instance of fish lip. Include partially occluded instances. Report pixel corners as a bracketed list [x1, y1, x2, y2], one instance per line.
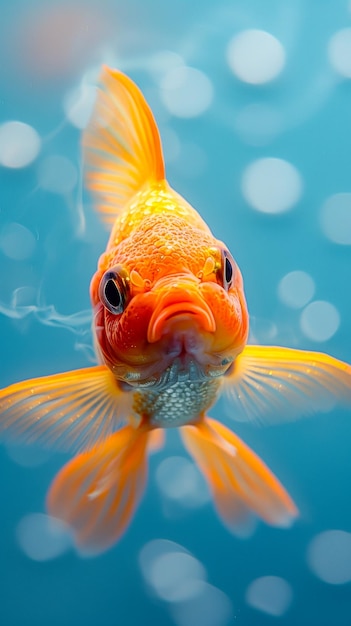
[147, 301, 216, 343]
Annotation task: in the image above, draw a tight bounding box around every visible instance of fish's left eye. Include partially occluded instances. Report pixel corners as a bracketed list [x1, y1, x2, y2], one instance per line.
[99, 266, 129, 315]
[221, 249, 235, 291]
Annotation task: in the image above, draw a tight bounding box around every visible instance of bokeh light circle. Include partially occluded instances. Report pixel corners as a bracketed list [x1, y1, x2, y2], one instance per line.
[63, 84, 97, 129]
[156, 456, 210, 509]
[6, 444, 50, 468]
[320, 193, 351, 245]
[307, 530, 351, 584]
[16, 513, 72, 561]
[328, 28, 351, 78]
[0, 121, 41, 168]
[160, 66, 213, 118]
[278, 270, 315, 309]
[0, 223, 36, 260]
[227, 30, 285, 84]
[242, 157, 303, 214]
[300, 300, 340, 342]
[245, 576, 293, 616]
[139, 539, 207, 603]
[148, 551, 206, 602]
[170, 582, 233, 626]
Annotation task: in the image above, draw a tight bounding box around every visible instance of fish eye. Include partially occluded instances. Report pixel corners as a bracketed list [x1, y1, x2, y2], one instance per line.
[99, 266, 129, 315]
[221, 249, 235, 291]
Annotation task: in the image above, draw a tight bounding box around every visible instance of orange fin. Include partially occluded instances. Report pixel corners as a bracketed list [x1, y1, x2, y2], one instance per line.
[148, 428, 165, 453]
[83, 66, 165, 226]
[47, 425, 150, 555]
[223, 345, 351, 424]
[0, 366, 132, 452]
[181, 417, 297, 533]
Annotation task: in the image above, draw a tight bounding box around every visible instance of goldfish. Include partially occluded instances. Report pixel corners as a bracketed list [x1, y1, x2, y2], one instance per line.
[1, 66, 351, 556]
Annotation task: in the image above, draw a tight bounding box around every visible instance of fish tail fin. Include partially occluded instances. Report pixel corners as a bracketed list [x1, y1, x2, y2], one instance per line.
[83, 66, 165, 226]
[180, 417, 298, 535]
[148, 427, 165, 453]
[47, 423, 152, 555]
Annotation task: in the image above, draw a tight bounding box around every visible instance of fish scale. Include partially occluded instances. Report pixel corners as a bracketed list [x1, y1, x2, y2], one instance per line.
[108, 182, 209, 248]
[132, 378, 221, 428]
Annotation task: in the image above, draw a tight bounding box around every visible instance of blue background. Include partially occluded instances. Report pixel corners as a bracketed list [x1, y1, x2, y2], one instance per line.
[0, 0, 351, 624]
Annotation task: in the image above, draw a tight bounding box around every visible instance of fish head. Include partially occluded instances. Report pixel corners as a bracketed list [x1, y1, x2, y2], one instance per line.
[91, 223, 249, 389]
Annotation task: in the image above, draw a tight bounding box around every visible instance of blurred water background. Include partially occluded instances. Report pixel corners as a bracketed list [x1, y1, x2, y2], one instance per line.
[1, 0, 351, 624]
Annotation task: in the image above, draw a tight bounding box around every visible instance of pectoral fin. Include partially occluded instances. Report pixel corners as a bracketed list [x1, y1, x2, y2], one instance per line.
[223, 345, 351, 424]
[0, 366, 132, 452]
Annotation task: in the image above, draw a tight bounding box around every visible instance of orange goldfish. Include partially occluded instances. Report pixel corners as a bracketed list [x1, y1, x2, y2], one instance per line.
[1, 67, 351, 555]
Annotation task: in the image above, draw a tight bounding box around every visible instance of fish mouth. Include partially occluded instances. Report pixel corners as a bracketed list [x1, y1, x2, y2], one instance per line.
[117, 355, 231, 392]
[147, 301, 216, 344]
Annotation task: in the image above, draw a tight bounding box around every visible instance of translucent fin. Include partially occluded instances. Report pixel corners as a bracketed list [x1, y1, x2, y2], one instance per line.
[148, 428, 165, 453]
[181, 417, 297, 532]
[47, 425, 149, 555]
[83, 66, 165, 226]
[0, 366, 131, 452]
[223, 345, 351, 424]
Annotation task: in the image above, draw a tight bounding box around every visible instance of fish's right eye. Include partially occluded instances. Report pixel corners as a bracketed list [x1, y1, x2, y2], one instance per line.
[99, 266, 129, 315]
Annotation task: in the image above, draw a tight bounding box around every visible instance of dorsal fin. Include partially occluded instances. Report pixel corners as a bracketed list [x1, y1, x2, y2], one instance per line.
[83, 66, 165, 226]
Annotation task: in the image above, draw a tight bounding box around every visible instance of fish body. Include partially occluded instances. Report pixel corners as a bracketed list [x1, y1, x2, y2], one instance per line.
[1, 67, 351, 555]
[90, 179, 246, 428]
